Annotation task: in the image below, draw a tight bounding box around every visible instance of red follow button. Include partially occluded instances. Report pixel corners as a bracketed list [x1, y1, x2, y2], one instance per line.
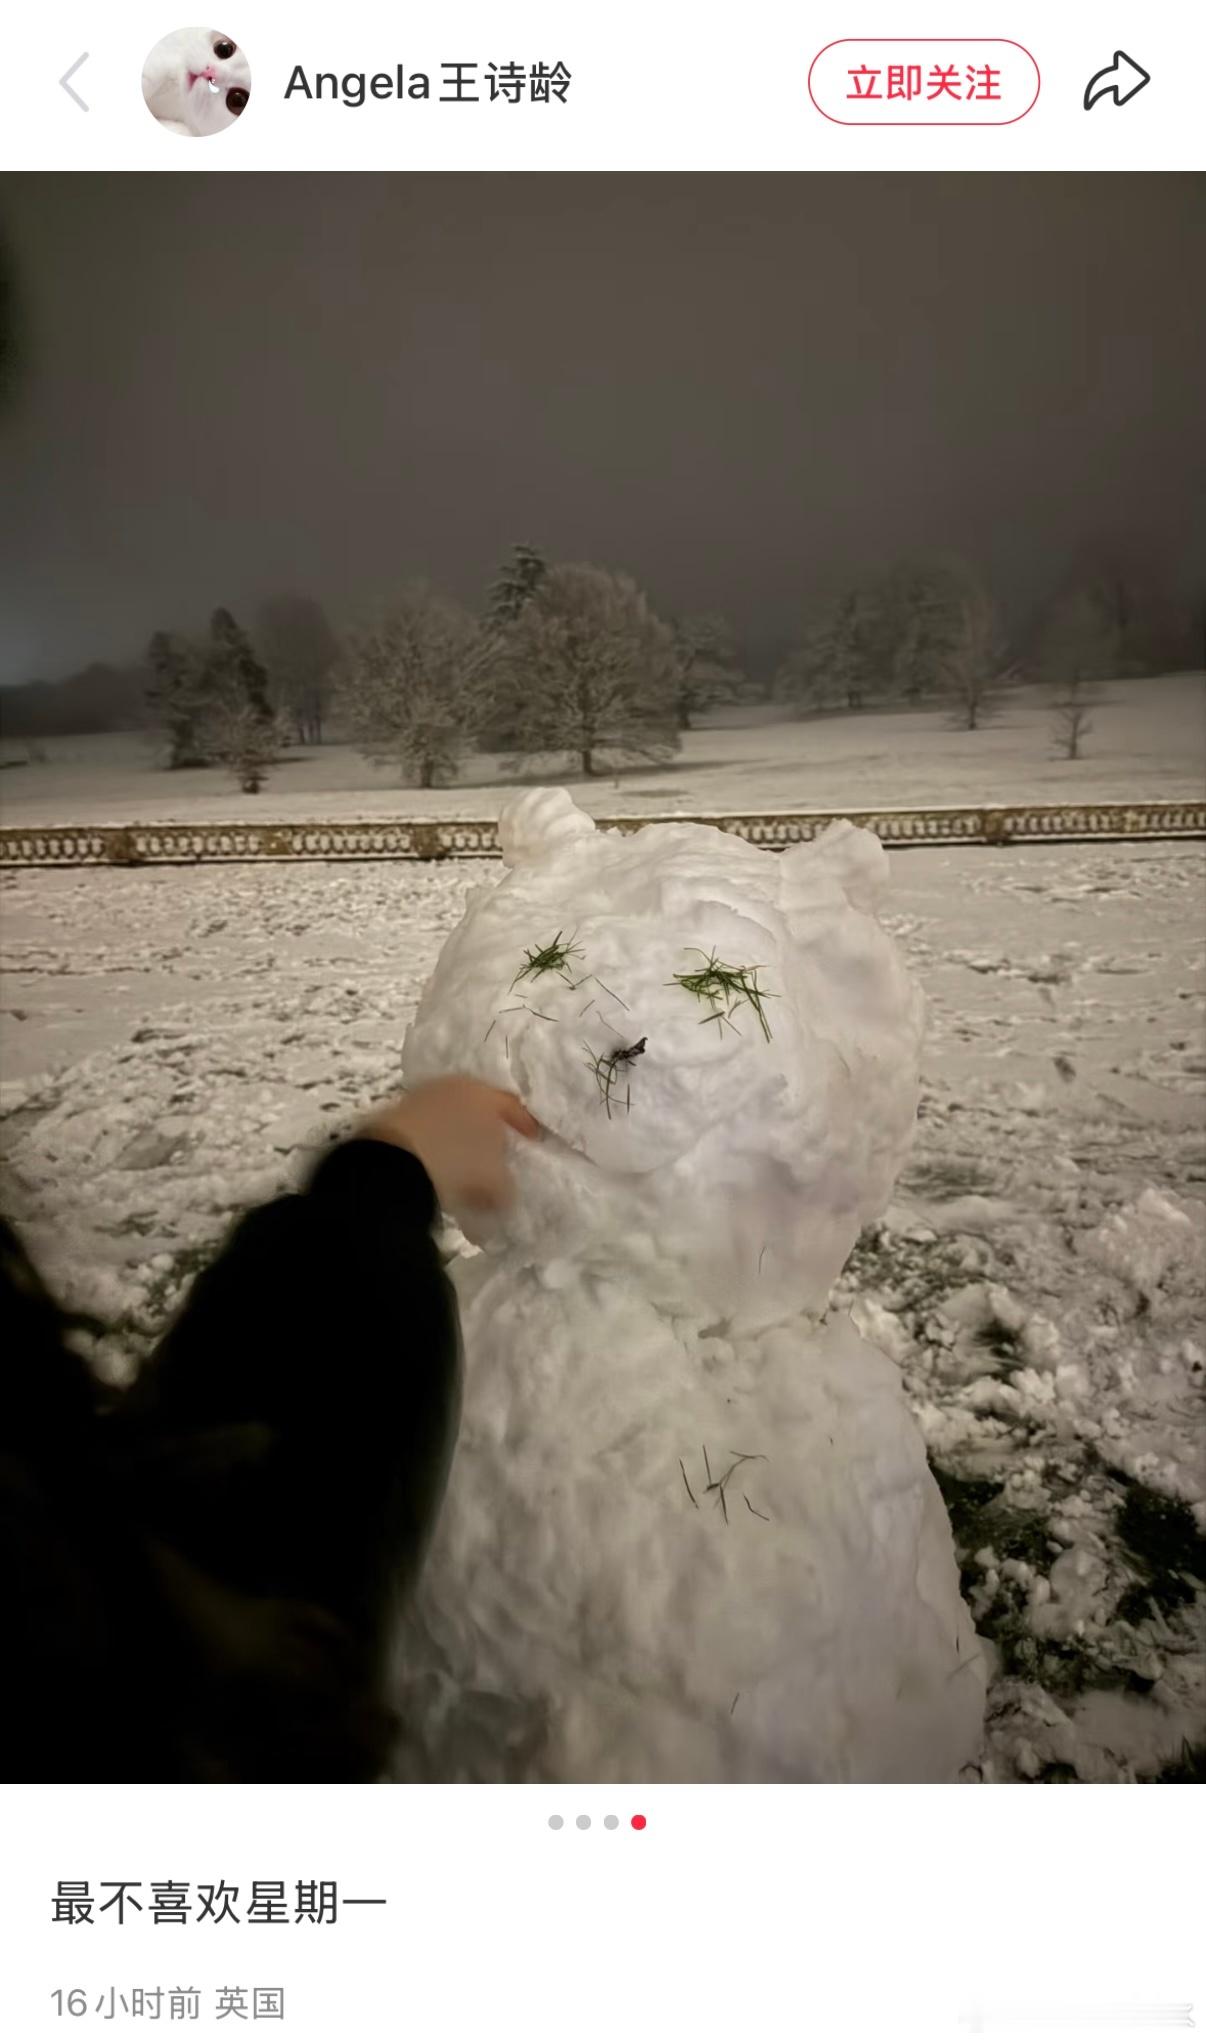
[809, 40, 1040, 125]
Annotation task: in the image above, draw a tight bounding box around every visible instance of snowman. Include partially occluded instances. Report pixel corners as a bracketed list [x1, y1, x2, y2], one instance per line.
[391, 788, 985, 1781]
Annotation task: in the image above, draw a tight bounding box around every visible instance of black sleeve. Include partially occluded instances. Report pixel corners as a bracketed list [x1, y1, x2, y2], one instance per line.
[135, 1139, 463, 1631]
[145, 1139, 450, 1422]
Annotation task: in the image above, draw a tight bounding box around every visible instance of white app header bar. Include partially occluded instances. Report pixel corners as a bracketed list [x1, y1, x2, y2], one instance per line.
[3, 2, 1202, 172]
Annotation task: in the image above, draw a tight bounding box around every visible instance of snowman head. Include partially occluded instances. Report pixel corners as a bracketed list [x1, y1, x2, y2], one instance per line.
[402, 789, 923, 1328]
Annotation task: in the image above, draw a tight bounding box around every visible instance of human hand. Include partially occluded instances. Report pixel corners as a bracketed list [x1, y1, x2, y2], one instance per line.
[360, 1076, 541, 1213]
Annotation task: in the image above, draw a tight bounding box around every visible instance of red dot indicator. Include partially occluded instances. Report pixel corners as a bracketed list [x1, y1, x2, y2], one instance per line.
[630, 1814, 647, 1830]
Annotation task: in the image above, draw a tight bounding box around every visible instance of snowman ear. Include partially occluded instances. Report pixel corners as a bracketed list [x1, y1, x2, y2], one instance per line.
[779, 819, 888, 915]
[498, 787, 598, 868]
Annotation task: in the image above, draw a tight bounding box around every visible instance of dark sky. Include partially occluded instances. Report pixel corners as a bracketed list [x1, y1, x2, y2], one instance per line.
[0, 172, 1202, 686]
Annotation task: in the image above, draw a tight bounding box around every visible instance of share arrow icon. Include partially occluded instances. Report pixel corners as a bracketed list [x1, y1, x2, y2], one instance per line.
[1083, 50, 1151, 110]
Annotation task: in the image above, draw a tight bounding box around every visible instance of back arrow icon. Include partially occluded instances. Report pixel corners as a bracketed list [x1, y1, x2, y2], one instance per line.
[60, 52, 90, 111]
[1083, 50, 1150, 110]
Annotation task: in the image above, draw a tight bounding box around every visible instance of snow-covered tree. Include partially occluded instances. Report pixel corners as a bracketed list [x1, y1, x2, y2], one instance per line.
[497, 563, 680, 778]
[208, 608, 273, 719]
[778, 557, 999, 718]
[884, 559, 976, 705]
[475, 545, 552, 750]
[204, 695, 280, 793]
[256, 593, 339, 746]
[489, 543, 547, 626]
[671, 612, 744, 729]
[337, 585, 485, 789]
[776, 587, 875, 714]
[203, 607, 279, 792]
[145, 629, 210, 768]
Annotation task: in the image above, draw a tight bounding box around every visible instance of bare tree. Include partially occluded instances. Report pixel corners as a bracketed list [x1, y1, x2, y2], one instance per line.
[337, 586, 485, 789]
[1034, 584, 1119, 761]
[495, 563, 680, 778]
[256, 594, 339, 746]
[942, 577, 1010, 731]
[1050, 686, 1093, 761]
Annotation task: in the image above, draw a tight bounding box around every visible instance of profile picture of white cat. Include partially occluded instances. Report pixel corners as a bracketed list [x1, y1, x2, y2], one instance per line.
[141, 28, 251, 137]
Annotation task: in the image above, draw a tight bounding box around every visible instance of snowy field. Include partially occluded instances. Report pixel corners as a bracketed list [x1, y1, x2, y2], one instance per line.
[2, 674, 1204, 825]
[1, 834, 1203, 1783]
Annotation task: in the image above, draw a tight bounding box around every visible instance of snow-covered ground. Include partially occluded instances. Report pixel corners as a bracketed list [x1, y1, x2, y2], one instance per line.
[2, 674, 1204, 825]
[1, 834, 1202, 1782]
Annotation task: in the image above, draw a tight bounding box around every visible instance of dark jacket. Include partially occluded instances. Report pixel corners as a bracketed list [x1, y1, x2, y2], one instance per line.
[0, 1140, 461, 1784]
